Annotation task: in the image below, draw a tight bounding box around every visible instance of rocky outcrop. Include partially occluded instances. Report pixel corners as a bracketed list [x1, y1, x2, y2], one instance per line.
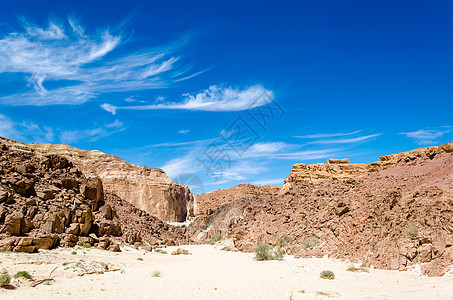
[0, 143, 186, 252]
[284, 142, 453, 185]
[0, 137, 193, 222]
[189, 143, 453, 276]
[194, 183, 280, 215]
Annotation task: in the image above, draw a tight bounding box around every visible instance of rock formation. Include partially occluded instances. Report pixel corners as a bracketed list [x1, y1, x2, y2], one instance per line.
[188, 142, 453, 276]
[0, 137, 194, 222]
[0, 143, 186, 252]
[284, 142, 453, 185]
[194, 183, 280, 215]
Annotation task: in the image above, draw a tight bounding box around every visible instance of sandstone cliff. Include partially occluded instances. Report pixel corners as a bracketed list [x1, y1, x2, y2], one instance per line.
[0, 144, 186, 252]
[0, 137, 194, 222]
[284, 142, 453, 185]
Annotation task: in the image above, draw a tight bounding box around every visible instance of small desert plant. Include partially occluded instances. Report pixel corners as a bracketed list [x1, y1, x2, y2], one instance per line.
[152, 270, 161, 277]
[320, 270, 335, 280]
[300, 235, 320, 250]
[82, 243, 92, 248]
[277, 236, 293, 248]
[0, 274, 11, 287]
[210, 232, 222, 245]
[221, 246, 231, 251]
[407, 222, 419, 240]
[71, 251, 77, 255]
[346, 265, 369, 273]
[137, 257, 144, 261]
[13, 271, 33, 279]
[154, 249, 168, 254]
[254, 243, 283, 261]
[171, 248, 190, 255]
[370, 241, 377, 251]
[62, 262, 70, 266]
[316, 291, 340, 297]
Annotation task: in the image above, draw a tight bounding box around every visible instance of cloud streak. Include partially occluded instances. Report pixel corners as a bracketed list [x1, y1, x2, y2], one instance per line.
[101, 84, 274, 113]
[0, 18, 200, 105]
[400, 129, 449, 145]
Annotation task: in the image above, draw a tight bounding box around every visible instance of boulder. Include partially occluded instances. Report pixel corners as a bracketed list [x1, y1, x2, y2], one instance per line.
[2, 212, 23, 235]
[13, 179, 35, 197]
[41, 213, 65, 234]
[81, 177, 103, 210]
[33, 235, 59, 250]
[0, 188, 9, 203]
[66, 223, 80, 235]
[99, 204, 113, 220]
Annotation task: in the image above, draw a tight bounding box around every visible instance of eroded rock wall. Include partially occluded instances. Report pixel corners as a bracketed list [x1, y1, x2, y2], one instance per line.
[284, 142, 453, 185]
[0, 137, 193, 222]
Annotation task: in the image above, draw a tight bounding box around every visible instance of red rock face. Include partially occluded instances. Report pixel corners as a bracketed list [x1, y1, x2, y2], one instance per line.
[189, 144, 453, 276]
[194, 183, 280, 216]
[0, 136, 194, 222]
[0, 142, 186, 252]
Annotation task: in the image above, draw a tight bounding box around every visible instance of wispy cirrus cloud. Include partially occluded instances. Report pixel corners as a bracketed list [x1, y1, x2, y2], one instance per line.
[309, 134, 381, 145]
[0, 18, 200, 105]
[295, 130, 381, 146]
[0, 113, 54, 143]
[0, 112, 124, 144]
[295, 130, 362, 139]
[101, 84, 273, 113]
[400, 129, 450, 145]
[60, 119, 124, 143]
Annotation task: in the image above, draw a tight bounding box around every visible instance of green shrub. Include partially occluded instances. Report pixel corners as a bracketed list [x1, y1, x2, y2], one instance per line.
[254, 243, 283, 261]
[210, 232, 222, 245]
[154, 249, 168, 254]
[320, 270, 335, 280]
[300, 235, 320, 250]
[13, 271, 32, 279]
[277, 236, 293, 248]
[0, 274, 11, 287]
[407, 222, 419, 240]
[346, 265, 369, 273]
[82, 243, 92, 248]
[152, 270, 161, 277]
[221, 246, 231, 251]
[137, 257, 144, 261]
[71, 251, 77, 255]
[171, 248, 190, 255]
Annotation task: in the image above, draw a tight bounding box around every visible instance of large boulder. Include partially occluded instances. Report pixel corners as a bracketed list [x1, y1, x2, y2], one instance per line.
[81, 177, 103, 211]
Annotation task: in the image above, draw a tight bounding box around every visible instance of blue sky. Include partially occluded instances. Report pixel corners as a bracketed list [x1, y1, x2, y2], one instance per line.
[0, 0, 452, 193]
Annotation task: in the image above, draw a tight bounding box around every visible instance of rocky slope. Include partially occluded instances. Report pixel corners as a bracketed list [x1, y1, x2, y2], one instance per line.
[0, 143, 185, 253]
[0, 137, 194, 222]
[194, 183, 280, 215]
[188, 142, 453, 276]
[284, 142, 453, 185]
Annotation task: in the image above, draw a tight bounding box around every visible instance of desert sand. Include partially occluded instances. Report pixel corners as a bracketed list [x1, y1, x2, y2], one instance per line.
[1, 245, 452, 299]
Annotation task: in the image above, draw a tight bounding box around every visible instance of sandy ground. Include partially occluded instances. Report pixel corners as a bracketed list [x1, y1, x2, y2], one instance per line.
[0, 245, 452, 299]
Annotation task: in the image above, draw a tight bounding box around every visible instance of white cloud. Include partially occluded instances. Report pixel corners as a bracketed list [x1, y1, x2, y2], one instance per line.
[0, 114, 19, 139]
[60, 120, 124, 143]
[309, 134, 381, 145]
[178, 129, 190, 134]
[101, 84, 274, 113]
[0, 18, 201, 106]
[295, 130, 362, 139]
[400, 129, 448, 145]
[160, 153, 200, 179]
[0, 113, 55, 143]
[252, 178, 283, 186]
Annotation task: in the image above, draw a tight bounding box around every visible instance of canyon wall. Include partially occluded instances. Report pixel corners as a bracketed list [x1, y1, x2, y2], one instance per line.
[0, 137, 193, 222]
[284, 142, 453, 185]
